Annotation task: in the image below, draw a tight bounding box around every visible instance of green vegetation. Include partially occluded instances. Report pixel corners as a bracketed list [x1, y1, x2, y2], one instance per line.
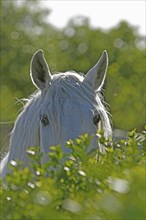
[0, 0, 145, 132]
[1, 130, 146, 219]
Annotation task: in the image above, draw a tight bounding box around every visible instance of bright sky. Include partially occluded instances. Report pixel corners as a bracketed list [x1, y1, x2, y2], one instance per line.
[42, 0, 145, 35]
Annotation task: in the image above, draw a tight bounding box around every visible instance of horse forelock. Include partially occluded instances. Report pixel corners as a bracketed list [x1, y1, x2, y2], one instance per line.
[38, 71, 112, 138]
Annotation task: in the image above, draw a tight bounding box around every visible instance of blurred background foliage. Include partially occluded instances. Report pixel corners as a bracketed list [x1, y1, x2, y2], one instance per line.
[0, 0, 145, 145]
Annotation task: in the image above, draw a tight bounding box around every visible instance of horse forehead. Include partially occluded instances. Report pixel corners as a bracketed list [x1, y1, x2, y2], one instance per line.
[63, 98, 93, 113]
[41, 73, 96, 116]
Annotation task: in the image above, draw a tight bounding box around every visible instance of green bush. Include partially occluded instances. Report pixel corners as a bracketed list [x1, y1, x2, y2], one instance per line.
[1, 130, 146, 220]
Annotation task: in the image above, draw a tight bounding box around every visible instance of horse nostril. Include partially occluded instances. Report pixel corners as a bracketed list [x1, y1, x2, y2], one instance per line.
[40, 114, 49, 126]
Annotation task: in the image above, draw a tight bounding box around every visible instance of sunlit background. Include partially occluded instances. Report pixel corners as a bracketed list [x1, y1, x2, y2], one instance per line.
[0, 0, 145, 149]
[43, 0, 145, 35]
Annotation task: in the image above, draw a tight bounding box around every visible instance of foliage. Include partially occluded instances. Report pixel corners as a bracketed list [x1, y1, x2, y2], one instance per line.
[1, 130, 146, 220]
[0, 0, 145, 133]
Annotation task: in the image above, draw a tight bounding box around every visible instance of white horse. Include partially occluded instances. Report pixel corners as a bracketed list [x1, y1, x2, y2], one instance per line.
[0, 50, 112, 178]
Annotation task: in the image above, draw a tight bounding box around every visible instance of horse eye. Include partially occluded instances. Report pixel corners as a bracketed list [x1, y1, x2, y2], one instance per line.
[40, 115, 49, 126]
[93, 114, 101, 126]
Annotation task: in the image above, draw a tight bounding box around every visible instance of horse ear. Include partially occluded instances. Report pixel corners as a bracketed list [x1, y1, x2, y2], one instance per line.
[84, 50, 108, 91]
[30, 50, 52, 90]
